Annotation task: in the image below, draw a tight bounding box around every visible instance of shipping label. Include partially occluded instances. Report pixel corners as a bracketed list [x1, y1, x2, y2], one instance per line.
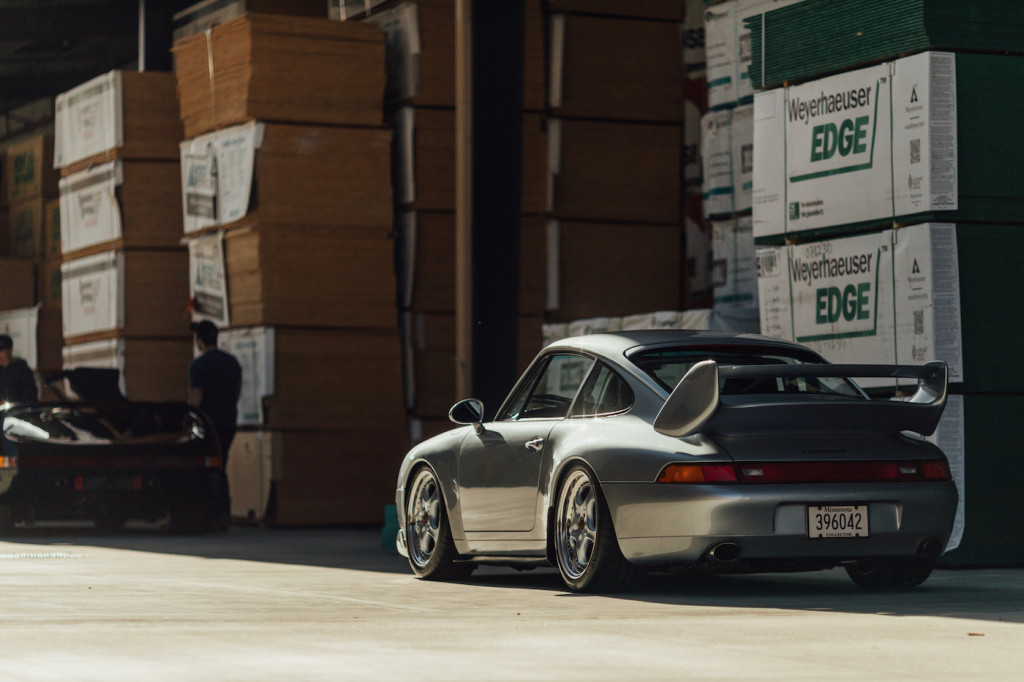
[188, 232, 230, 328]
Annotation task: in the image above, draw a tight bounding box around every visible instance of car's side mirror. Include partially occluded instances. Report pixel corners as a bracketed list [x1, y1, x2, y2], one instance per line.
[449, 399, 485, 433]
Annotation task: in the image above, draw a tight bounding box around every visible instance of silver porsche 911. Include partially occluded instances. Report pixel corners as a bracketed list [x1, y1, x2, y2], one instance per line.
[395, 331, 958, 592]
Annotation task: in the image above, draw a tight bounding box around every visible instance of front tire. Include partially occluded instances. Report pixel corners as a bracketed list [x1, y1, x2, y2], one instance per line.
[553, 465, 643, 593]
[406, 467, 473, 581]
[845, 558, 935, 588]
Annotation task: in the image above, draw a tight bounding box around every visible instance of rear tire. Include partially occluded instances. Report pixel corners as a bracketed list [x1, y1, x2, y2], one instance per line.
[553, 464, 644, 593]
[406, 467, 474, 581]
[846, 558, 935, 588]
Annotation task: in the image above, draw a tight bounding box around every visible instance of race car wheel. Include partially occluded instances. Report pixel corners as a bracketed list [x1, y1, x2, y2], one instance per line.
[554, 464, 643, 593]
[406, 467, 473, 581]
[845, 558, 935, 589]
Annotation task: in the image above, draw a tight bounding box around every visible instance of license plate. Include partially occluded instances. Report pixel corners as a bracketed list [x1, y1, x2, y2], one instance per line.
[807, 504, 869, 538]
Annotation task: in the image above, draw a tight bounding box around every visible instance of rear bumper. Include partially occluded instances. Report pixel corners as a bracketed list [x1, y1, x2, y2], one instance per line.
[0, 468, 226, 524]
[602, 480, 958, 568]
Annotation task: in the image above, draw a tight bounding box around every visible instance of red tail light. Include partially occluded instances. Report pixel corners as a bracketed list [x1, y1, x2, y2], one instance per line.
[657, 460, 951, 484]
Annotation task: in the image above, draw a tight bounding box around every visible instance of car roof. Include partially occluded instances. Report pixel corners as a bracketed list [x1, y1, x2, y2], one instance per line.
[543, 330, 817, 361]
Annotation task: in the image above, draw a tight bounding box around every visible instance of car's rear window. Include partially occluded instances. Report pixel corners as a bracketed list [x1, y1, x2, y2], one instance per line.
[629, 345, 861, 398]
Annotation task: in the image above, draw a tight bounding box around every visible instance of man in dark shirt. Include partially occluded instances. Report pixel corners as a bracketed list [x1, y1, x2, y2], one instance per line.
[187, 321, 242, 460]
[0, 334, 38, 403]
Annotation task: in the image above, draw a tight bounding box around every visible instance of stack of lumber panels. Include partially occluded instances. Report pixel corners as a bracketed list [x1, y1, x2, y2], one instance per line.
[172, 10, 402, 526]
[54, 70, 190, 403]
[543, 2, 686, 325]
[0, 133, 61, 392]
[341, 0, 548, 444]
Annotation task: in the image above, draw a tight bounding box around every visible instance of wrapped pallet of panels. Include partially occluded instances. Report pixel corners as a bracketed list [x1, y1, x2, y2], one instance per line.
[58, 161, 183, 258]
[700, 104, 753, 219]
[61, 249, 189, 343]
[61, 336, 193, 402]
[748, 0, 1024, 91]
[704, 0, 803, 110]
[547, 119, 681, 224]
[53, 70, 182, 174]
[756, 223, 963, 383]
[172, 13, 387, 138]
[939, 394, 1024, 566]
[710, 215, 757, 311]
[392, 108, 547, 214]
[221, 222, 396, 329]
[219, 326, 405, 431]
[547, 13, 683, 123]
[752, 52, 1024, 243]
[180, 121, 392, 234]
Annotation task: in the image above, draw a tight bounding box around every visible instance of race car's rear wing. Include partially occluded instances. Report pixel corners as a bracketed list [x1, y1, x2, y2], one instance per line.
[653, 361, 947, 439]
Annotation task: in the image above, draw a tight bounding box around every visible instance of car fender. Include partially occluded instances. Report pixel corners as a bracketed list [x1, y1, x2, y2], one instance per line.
[396, 425, 473, 539]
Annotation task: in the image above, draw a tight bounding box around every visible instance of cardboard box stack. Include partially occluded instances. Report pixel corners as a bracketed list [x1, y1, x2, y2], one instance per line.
[750, 1, 1024, 565]
[695, 0, 802, 329]
[333, 0, 548, 444]
[2, 132, 62, 381]
[545, 4, 685, 331]
[172, 11, 402, 526]
[54, 70, 191, 403]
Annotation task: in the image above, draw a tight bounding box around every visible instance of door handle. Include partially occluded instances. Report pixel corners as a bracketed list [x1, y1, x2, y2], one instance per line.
[525, 437, 545, 452]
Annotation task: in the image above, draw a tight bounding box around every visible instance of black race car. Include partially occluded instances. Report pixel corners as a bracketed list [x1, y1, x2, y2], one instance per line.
[0, 368, 227, 534]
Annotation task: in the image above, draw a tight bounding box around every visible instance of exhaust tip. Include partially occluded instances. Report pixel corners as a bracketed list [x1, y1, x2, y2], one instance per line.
[708, 542, 742, 563]
[918, 537, 944, 560]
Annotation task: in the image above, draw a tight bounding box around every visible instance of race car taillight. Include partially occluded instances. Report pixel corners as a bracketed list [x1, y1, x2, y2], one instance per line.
[0, 455, 17, 469]
[656, 460, 952, 484]
[657, 464, 738, 483]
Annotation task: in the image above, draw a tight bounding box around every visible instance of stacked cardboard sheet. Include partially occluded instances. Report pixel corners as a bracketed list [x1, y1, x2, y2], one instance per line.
[547, 119, 681, 224]
[548, 13, 683, 123]
[172, 14, 387, 138]
[393, 108, 547, 213]
[180, 121, 392, 234]
[59, 161, 183, 258]
[222, 223, 396, 329]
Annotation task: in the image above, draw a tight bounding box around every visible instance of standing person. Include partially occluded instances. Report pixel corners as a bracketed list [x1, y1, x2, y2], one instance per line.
[0, 334, 38, 403]
[187, 321, 242, 459]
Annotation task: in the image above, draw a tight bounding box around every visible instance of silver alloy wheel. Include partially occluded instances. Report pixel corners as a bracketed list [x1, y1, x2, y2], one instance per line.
[407, 468, 441, 568]
[555, 468, 599, 580]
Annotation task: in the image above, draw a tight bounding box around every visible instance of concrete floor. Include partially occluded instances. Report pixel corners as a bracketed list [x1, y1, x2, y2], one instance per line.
[0, 525, 1021, 681]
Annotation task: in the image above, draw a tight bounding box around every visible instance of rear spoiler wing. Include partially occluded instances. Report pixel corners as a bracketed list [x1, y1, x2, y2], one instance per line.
[654, 361, 947, 439]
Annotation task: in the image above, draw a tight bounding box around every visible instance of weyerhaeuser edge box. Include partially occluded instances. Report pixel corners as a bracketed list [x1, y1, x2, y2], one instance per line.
[753, 52, 957, 241]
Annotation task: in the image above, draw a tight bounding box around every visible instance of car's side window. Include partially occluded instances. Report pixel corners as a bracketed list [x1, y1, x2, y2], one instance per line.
[500, 354, 593, 421]
[571, 363, 634, 418]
